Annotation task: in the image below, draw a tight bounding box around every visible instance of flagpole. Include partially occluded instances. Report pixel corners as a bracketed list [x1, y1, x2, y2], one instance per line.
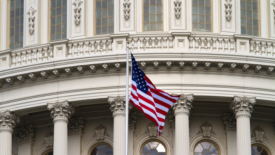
[125, 41, 130, 155]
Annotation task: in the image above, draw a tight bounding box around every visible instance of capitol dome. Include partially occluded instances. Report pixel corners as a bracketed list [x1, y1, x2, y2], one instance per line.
[0, 0, 274, 155]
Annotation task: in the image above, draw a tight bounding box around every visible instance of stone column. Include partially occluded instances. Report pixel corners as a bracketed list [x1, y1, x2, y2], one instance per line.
[231, 96, 256, 155]
[48, 101, 74, 155]
[0, 111, 20, 155]
[172, 94, 194, 155]
[108, 96, 132, 155]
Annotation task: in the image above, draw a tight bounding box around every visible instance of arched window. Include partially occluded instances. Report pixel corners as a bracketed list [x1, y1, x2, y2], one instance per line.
[9, 0, 24, 49]
[49, 0, 67, 41]
[42, 150, 53, 155]
[143, 0, 163, 31]
[89, 143, 113, 155]
[192, 0, 212, 32]
[194, 140, 220, 155]
[251, 144, 270, 155]
[240, 0, 260, 36]
[94, 0, 114, 35]
[141, 141, 166, 155]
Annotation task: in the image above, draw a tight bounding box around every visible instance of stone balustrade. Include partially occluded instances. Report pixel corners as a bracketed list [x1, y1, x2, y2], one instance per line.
[0, 34, 275, 71]
[188, 35, 236, 53]
[10, 44, 53, 67]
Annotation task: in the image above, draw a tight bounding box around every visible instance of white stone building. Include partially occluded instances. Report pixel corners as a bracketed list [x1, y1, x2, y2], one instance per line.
[0, 0, 275, 155]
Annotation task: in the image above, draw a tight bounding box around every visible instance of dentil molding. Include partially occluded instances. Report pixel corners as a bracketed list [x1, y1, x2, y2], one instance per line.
[72, 0, 83, 25]
[230, 96, 256, 115]
[0, 110, 20, 130]
[27, 6, 36, 34]
[14, 125, 35, 145]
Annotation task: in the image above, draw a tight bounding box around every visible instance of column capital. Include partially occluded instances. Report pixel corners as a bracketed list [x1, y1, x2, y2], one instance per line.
[47, 101, 75, 122]
[108, 96, 132, 116]
[14, 125, 35, 145]
[173, 94, 194, 115]
[0, 110, 20, 131]
[230, 96, 256, 117]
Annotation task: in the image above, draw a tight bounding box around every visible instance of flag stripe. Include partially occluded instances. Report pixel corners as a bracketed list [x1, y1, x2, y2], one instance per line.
[129, 53, 179, 135]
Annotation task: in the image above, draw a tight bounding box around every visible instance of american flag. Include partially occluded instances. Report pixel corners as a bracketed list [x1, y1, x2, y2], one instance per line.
[129, 53, 180, 135]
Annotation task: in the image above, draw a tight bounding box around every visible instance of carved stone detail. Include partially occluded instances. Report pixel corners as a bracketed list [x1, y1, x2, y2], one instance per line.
[0, 111, 20, 130]
[168, 111, 175, 130]
[68, 117, 84, 136]
[108, 96, 132, 115]
[129, 112, 137, 130]
[27, 6, 36, 34]
[225, 0, 232, 21]
[230, 96, 256, 115]
[72, 0, 83, 25]
[123, 0, 131, 20]
[94, 125, 110, 141]
[173, 94, 194, 114]
[14, 126, 35, 145]
[252, 126, 266, 142]
[147, 123, 158, 138]
[47, 101, 75, 120]
[197, 122, 215, 138]
[223, 113, 236, 131]
[174, 0, 182, 19]
[44, 132, 53, 148]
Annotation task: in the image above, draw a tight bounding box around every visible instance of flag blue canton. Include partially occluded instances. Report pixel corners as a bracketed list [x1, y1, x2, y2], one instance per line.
[131, 53, 148, 94]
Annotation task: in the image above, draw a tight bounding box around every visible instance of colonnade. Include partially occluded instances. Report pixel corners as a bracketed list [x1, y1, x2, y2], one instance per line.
[0, 95, 256, 155]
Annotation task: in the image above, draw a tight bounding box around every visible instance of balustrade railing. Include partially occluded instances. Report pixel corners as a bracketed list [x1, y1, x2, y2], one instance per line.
[127, 35, 174, 51]
[67, 37, 113, 57]
[250, 39, 275, 56]
[11, 44, 53, 67]
[1, 33, 274, 70]
[188, 35, 236, 53]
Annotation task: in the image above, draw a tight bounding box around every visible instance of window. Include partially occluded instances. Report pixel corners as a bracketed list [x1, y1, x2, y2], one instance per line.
[143, 0, 163, 31]
[141, 141, 166, 155]
[95, 0, 114, 35]
[251, 144, 270, 155]
[240, 0, 260, 36]
[50, 0, 67, 41]
[192, 0, 212, 32]
[42, 150, 53, 155]
[9, 0, 24, 49]
[194, 141, 219, 155]
[89, 143, 113, 155]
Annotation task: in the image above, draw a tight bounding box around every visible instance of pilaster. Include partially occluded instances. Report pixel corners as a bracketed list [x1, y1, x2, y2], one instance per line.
[0, 0, 8, 50]
[270, 0, 275, 39]
[170, 0, 187, 32]
[223, 113, 237, 155]
[68, 0, 85, 39]
[221, 0, 236, 34]
[39, 0, 49, 44]
[68, 117, 84, 155]
[14, 126, 35, 155]
[120, 0, 135, 32]
[231, 96, 256, 155]
[24, 0, 39, 46]
[172, 94, 193, 155]
[0, 111, 20, 155]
